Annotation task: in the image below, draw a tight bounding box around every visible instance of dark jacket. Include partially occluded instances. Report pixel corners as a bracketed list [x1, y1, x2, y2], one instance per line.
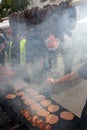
[0, 35, 6, 65]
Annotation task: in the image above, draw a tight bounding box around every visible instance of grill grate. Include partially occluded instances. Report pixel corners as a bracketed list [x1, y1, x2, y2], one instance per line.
[0, 91, 80, 130]
[0, 97, 32, 130]
[7, 96, 80, 130]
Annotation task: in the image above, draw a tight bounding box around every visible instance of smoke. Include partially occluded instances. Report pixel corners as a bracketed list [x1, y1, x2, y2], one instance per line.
[72, 5, 87, 59]
[1, 5, 87, 125]
[5, 3, 87, 95]
[6, 4, 77, 94]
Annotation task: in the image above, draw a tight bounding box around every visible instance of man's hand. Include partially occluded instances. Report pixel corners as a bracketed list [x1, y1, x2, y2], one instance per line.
[47, 78, 56, 86]
[42, 78, 55, 95]
[47, 78, 61, 94]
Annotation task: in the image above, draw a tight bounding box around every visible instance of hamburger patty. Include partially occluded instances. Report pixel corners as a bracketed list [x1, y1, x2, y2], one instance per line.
[60, 111, 74, 120]
[47, 104, 59, 113]
[37, 109, 50, 117]
[5, 94, 16, 99]
[46, 114, 59, 124]
[24, 99, 35, 106]
[41, 99, 52, 107]
[35, 95, 46, 101]
[30, 103, 42, 111]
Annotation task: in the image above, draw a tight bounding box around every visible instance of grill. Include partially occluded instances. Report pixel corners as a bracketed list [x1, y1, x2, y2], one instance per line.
[0, 86, 80, 130]
[0, 97, 32, 130]
[0, 66, 80, 130]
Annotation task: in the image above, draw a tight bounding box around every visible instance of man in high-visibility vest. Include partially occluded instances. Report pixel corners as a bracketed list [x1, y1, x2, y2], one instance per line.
[9, 34, 26, 65]
[8, 34, 29, 82]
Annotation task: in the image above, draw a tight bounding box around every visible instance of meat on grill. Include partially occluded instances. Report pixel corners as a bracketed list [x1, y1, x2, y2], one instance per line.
[16, 91, 25, 97]
[14, 85, 24, 91]
[44, 124, 53, 130]
[21, 95, 29, 100]
[24, 99, 35, 106]
[32, 115, 38, 122]
[20, 109, 30, 115]
[36, 119, 44, 125]
[30, 91, 38, 97]
[40, 99, 52, 107]
[34, 95, 46, 102]
[60, 111, 74, 120]
[46, 114, 59, 124]
[47, 104, 60, 113]
[30, 103, 42, 112]
[20, 109, 33, 122]
[27, 115, 33, 122]
[39, 121, 48, 130]
[5, 94, 16, 99]
[37, 108, 50, 117]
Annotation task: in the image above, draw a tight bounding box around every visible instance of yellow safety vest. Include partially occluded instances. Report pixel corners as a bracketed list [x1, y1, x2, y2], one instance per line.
[9, 39, 26, 65]
[20, 38, 26, 65]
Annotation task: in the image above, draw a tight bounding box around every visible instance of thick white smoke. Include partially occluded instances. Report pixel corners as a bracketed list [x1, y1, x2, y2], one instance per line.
[73, 5, 87, 59]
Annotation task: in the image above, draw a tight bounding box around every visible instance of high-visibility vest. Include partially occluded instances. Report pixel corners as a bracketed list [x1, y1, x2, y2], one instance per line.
[9, 39, 26, 65]
[20, 38, 26, 65]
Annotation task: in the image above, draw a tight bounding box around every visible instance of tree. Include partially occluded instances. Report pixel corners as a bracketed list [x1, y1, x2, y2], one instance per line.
[0, 0, 30, 18]
[9, 0, 29, 12]
[0, 0, 10, 18]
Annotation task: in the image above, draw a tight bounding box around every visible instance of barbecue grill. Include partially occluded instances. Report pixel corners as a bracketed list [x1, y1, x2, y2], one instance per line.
[0, 66, 80, 130]
[0, 84, 80, 130]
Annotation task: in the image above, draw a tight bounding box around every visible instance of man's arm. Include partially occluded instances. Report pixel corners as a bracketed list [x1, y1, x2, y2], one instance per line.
[55, 71, 81, 84]
[47, 62, 87, 94]
[48, 71, 82, 94]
